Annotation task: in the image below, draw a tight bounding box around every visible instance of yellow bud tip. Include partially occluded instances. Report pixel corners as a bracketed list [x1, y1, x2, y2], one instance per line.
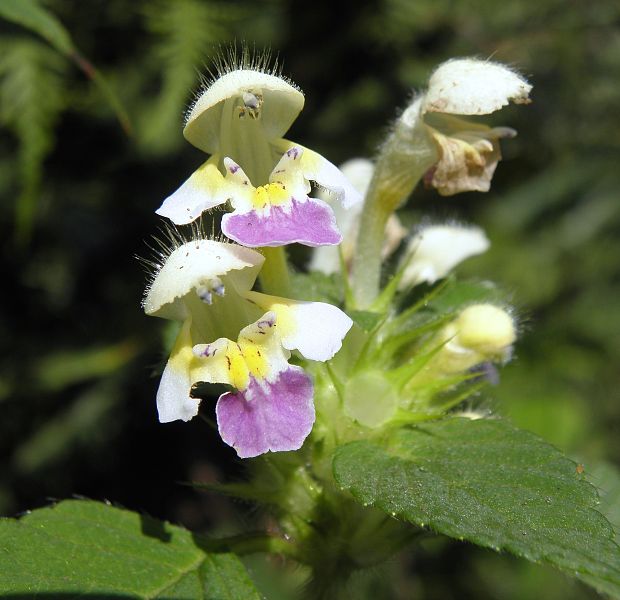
[455, 304, 516, 353]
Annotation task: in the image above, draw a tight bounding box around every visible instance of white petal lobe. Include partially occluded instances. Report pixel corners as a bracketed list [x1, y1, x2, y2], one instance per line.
[424, 59, 532, 116]
[283, 302, 353, 361]
[400, 224, 490, 288]
[156, 357, 200, 423]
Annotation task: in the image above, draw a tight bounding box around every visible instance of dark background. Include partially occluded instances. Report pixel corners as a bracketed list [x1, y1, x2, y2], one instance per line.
[1, 1, 619, 597]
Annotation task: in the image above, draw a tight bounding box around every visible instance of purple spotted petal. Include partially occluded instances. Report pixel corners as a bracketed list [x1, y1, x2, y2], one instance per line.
[222, 197, 342, 248]
[215, 366, 315, 458]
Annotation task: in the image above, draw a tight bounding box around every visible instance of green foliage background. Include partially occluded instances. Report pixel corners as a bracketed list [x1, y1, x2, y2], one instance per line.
[0, 0, 619, 598]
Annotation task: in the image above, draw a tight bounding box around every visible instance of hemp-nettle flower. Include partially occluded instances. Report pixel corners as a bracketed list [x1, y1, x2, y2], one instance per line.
[398, 223, 490, 289]
[379, 58, 531, 206]
[220, 147, 341, 247]
[143, 237, 352, 458]
[417, 58, 531, 196]
[155, 64, 361, 245]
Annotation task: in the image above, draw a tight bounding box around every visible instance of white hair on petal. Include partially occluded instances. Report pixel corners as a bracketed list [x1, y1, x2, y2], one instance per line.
[137, 216, 235, 307]
[184, 43, 302, 127]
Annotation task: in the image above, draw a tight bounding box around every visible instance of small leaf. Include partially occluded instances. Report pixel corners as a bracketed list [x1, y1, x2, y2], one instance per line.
[0, 38, 66, 242]
[289, 271, 344, 304]
[139, 0, 240, 154]
[34, 339, 139, 391]
[333, 418, 620, 598]
[427, 279, 505, 313]
[0, 499, 262, 599]
[349, 310, 383, 332]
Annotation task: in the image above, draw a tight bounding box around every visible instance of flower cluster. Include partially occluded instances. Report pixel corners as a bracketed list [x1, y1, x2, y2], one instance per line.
[144, 59, 358, 458]
[143, 55, 530, 459]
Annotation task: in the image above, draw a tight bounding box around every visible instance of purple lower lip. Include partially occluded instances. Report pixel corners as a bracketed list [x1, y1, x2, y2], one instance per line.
[215, 366, 315, 458]
[222, 197, 342, 248]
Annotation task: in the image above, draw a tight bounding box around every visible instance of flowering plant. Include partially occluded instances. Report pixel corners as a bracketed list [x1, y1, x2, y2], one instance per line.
[3, 51, 620, 600]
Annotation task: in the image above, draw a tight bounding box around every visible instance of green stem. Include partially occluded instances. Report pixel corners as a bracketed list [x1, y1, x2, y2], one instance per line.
[351, 101, 438, 308]
[195, 531, 299, 559]
[258, 246, 291, 297]
[351, 183, 389, 309]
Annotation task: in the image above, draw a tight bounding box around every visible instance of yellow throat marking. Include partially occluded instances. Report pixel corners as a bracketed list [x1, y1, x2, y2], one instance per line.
[252, 182, 289, 209]
[225, 340, 269, 390]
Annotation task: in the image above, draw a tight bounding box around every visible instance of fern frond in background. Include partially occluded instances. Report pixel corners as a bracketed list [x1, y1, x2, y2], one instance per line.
[0, 37, 66, 242]
[138, 0, 245, 155]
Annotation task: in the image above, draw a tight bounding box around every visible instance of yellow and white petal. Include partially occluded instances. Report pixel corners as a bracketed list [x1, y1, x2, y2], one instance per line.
[309, 158, 369, 274]
[424, 58, 532, 116]
[222, 158, 258, 212]
[268, 146, 311, 198]
[193, 312, 291, 390]
[275, 140, 362, 209]
[156, 320, 202, 423]
[399, 224, 490, 288]
[184, 70, 305, 154]
[244, 291, 353, 362]
[156, 157, 228, 225]
[143, 239, 264, 321]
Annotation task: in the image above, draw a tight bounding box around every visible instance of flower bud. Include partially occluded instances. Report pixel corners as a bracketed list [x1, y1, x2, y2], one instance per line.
[433, 304, 516, 375]
[371, 58, 531, 210]
[454, 304, 516, 354]
[399, 223, 489, 288]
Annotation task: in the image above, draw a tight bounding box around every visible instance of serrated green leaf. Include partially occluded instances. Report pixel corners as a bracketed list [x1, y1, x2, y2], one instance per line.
[333, 418, 620, 598]
[0, 499, 262, 599]
[0, 0, 75, 55]
[590, 461, 620, 545]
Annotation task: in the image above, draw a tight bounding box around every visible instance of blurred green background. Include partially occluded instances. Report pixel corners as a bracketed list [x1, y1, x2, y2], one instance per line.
[1, 0, 619, 598]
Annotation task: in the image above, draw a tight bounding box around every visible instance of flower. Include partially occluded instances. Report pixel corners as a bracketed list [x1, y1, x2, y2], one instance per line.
[155, 65, 361, 246]
[220, 147, 341, 247]
[369, 58, 531, 216]
[143, 237, 352, 457]
[398, 223, 490, 288]
[411, 58, 531, 196]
